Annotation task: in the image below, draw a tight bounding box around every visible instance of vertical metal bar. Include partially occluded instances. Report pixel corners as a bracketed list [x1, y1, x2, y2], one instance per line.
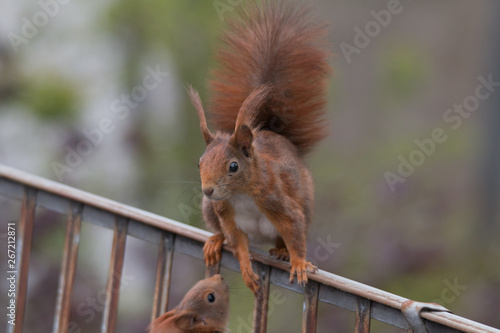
[302, 281, 319, 333]
[252, 263, 271, 333]
[53, 202, 83, 333]
[10, 187, 37, 333]
[151, 232, 175, 321]
[355, 297, 371, 333]
[160, 233, 175, 315]
[101, 216, 128, 333]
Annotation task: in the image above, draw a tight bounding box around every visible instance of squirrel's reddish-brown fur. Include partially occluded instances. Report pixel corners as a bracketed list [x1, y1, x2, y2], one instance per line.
[209, 0, 331, 156]
[188, 0, 330, 293]
[148, 274, 229, 333]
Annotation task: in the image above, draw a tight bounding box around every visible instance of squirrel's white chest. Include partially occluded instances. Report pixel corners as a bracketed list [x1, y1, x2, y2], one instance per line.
[229, 194, 279, 243]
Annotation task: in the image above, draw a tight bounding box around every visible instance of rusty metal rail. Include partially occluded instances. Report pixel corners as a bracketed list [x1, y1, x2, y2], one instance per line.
[0, 164, 499, 333]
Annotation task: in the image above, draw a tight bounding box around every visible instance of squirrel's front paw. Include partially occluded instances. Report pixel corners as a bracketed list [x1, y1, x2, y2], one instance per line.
[203, 233, 225, 266]
[289, 259, 317, 287]
[241, 267, 260, 293]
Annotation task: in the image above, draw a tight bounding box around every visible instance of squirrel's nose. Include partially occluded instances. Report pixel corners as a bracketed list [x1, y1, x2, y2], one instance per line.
[203, 187, 214, 197]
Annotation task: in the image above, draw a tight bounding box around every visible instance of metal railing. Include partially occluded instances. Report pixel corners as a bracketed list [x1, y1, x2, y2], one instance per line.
[0, 163, 499, 333]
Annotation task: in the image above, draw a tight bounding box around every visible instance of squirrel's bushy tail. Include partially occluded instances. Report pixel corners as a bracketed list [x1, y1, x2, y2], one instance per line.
[209, 0, 331, 156]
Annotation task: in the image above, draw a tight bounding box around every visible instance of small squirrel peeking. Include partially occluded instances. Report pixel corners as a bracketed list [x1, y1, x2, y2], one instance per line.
[188, 0, 331, 293]
[148, 274, 229, 333]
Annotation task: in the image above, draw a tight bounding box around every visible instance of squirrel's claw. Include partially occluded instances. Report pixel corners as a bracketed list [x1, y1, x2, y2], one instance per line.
[203, 233, 224, 266]
[269, 247, 290, 261]
[242, 267, 260, 293]
[289, 260, 317, 287]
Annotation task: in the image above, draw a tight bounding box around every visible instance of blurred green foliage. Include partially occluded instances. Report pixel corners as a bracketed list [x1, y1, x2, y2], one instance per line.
[21, 75, 80, 121]
[105, 0, 220, 85]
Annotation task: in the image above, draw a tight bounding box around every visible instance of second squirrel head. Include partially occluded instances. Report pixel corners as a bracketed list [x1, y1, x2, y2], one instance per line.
[187, 85, 271, 201]
[148, 274, 229, 333]
[177, 274, 230, 325]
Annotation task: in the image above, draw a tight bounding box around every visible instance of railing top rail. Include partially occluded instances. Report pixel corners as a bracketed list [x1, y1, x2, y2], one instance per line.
[0, 164, 210, 243]
[1, 163, 498, 333]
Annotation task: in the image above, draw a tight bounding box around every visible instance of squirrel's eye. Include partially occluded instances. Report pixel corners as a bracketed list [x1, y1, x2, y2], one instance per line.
[229, 161, 239, 173]
[207, 293, 215, 303]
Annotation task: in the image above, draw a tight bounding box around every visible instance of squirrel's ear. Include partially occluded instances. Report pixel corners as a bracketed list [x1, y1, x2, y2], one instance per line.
[174, 311, 206, 330]
[147, 310, 176, 332]
[234, 84, 272, 130]
[231, 124, 253, 158]
[230, 85, 270, 157]
[187, 85, 213, 145]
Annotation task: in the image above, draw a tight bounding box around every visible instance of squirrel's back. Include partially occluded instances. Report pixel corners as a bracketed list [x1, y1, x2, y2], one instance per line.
[209, 0, 331, 156]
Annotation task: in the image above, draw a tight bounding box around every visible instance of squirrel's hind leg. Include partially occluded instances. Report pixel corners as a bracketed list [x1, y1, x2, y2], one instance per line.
[268, 237, 290, 261]
[263, 207, 318, 286]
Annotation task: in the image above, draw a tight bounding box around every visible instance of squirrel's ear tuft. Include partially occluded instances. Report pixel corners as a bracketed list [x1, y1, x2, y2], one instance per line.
[231, 124, 253, 158]
[187, 85, 213, 145]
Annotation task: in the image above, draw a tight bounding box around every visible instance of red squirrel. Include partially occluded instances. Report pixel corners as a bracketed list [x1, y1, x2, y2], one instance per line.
[188, 0, 330, 293]
[148, 274, 229, 333]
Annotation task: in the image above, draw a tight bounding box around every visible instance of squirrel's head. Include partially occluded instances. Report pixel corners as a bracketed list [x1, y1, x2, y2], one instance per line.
[175, 274, 230, 331]
[149, 274, 229, 332]
[188, 85, 270, 201]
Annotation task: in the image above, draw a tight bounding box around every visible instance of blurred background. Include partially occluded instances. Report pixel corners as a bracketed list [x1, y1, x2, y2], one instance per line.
[1, 0, 499, 332]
